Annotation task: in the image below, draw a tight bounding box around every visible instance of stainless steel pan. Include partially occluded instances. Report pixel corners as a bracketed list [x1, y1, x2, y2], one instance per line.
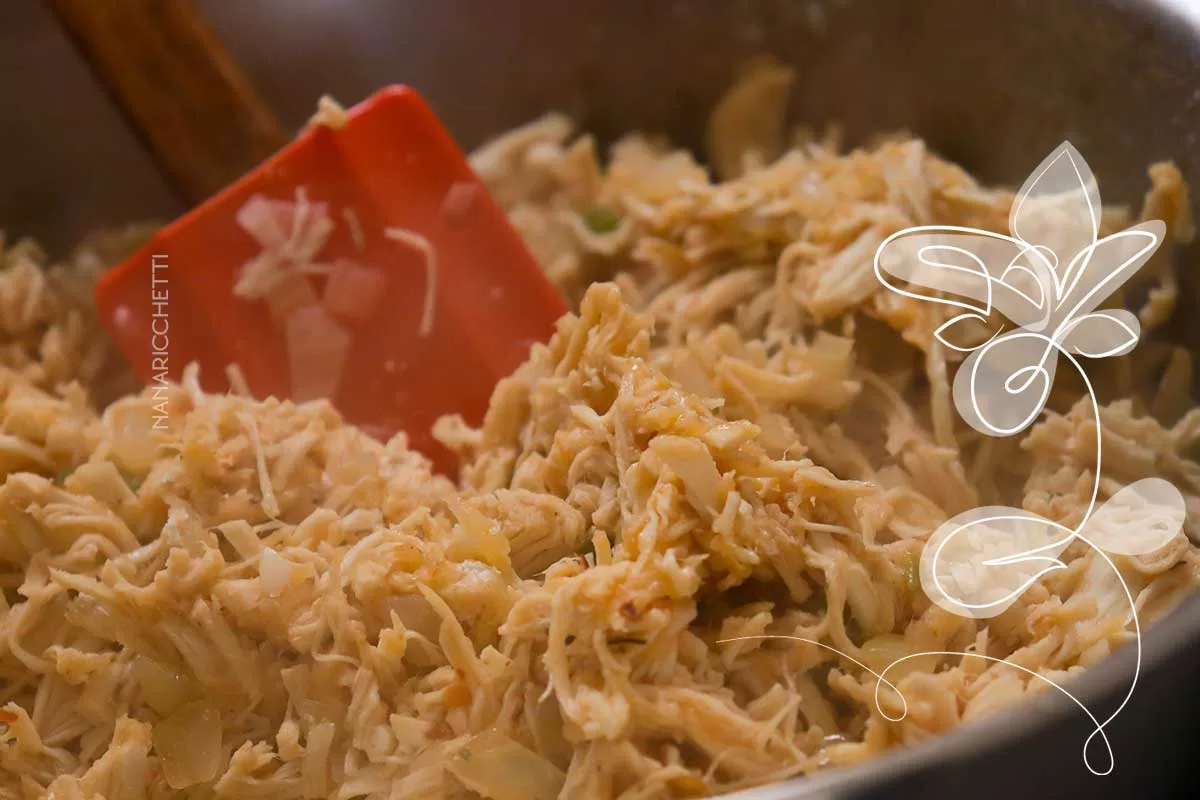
[4, 0, 1200, 796]
[199, 4, 1200, 794]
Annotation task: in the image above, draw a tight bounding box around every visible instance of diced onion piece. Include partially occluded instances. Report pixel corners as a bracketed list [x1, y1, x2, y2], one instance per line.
[528, 699, 572, 770]
[64, 596, 119, 641]
[389, 714, 431, 751]
[285, 305, 352, 402]
[450, 501, 495, 540]
[233, 253, 284, 301]
[666, 351, 719, 398]
[302, 721, 336, 798]
[109, 403, 165, 473]
[387, 594, 441, 641]
[446, 728, 565, 800]
[68, 460, 135, 509]
[281, 666, 344, 725]
[265, 272, 320, 324]
[310, 95, 349, 130]
[218, 520, 263, 559]
[152, 700, 221, 789]
[706, 57, 796, 180]
[133, 657, 194, 715]
[448, 502, 512, 572]
[258, 547, 290, 597]
[384, 227, 437, 337]
[234, 190, 335, 306]
[441, 181, 479, 221]
[277, 718, 302, 761]
[236, 194, 291, 249]
[649, 435, 723, 515]
[321, 261, 387, 323]
[757, 412, 797, 456]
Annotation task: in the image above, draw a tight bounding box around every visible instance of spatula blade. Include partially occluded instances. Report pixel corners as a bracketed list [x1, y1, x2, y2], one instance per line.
[95, 86, 566, 473]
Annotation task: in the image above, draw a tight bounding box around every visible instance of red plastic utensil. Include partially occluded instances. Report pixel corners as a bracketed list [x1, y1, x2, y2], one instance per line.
[94, 86, 567, 474]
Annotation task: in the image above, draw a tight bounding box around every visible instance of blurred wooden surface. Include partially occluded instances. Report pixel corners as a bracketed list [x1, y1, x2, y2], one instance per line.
[47, 0, 287, 205]
[0, 0, 180, 253]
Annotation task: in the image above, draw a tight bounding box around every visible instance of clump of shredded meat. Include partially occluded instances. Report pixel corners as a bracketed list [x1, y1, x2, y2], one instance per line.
[2, 69, 1200, 800]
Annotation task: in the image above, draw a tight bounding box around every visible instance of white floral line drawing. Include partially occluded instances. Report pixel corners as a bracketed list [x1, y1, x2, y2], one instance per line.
[722, 143, 1185, 776]
[715, 635, 1111, 736]
[873, 144, 1184, 776]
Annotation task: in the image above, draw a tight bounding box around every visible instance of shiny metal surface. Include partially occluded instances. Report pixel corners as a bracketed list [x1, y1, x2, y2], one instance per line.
[196, 0, 1200, 193]
[4, 0, 1200, 796]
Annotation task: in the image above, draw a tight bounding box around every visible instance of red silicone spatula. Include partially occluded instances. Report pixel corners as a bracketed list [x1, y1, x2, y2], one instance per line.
[93, 86, 567, 474]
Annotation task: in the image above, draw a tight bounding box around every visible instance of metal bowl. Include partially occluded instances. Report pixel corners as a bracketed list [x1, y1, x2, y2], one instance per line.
[5, 0, 1200, 796]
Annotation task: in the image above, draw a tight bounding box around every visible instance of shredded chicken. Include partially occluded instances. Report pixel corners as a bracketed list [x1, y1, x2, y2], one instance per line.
[2, 69, 1200, 800]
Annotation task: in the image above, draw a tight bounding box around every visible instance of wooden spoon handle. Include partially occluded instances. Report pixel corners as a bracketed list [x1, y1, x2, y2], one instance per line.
[46, 0, 288, 205]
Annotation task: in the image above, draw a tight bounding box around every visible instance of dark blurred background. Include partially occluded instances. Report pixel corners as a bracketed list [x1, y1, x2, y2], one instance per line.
[8, 0, 1200, 256]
